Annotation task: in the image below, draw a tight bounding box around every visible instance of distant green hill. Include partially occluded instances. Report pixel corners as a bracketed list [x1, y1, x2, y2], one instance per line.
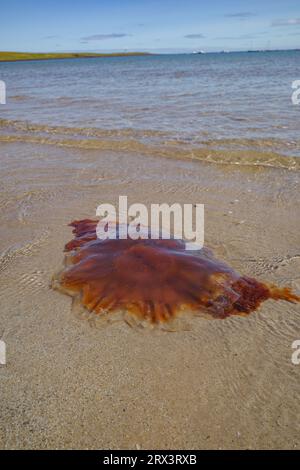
[0, 51, 151, 62]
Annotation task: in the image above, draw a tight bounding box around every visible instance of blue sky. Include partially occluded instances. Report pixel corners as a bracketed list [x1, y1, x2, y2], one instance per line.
[1, 0, 300, 52]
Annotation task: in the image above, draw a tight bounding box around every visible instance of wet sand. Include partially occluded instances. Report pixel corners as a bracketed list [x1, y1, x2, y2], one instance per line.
[0, 141, 299, 449]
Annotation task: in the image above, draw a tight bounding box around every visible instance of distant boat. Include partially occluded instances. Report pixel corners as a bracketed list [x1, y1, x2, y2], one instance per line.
[192, 50, 205, 54]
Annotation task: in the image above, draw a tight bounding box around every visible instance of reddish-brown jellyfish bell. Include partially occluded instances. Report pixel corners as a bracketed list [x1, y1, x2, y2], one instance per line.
[52, 219, 300, 329]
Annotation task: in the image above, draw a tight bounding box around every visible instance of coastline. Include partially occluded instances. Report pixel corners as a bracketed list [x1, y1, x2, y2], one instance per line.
[0, 51, 151, 62]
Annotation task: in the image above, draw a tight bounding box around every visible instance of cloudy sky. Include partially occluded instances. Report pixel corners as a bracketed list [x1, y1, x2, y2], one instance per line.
[1, 0, 300, 52]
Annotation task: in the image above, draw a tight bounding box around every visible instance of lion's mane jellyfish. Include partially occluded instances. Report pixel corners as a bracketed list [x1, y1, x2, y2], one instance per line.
[52, 219, 299, 328]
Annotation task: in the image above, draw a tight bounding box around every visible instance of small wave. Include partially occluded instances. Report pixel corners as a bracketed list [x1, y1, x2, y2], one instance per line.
[0, 132, 299, 171]
[0, 118, 168, 139]
[0, 118, 299, 171]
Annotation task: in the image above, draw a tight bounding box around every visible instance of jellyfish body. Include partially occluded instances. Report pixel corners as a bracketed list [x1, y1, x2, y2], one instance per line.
[52, 219, 299, 326]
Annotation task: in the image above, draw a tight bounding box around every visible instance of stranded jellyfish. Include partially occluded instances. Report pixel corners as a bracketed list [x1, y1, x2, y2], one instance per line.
[52, 219, 299, 328]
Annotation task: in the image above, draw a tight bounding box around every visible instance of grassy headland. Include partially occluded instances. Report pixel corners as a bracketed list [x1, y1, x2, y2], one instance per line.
[0, 51, 151, 62]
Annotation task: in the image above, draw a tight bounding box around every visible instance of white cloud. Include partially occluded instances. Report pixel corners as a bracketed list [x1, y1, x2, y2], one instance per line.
[225, 12, 256, 18]
[81, 33, 130, 41]
[272, 18, 300, 27]
[184, 34, 205, 39]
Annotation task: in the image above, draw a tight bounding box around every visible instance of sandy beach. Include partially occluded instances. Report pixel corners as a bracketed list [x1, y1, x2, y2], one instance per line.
[2, 0, 300, 457]
[0, 137, 299, 449]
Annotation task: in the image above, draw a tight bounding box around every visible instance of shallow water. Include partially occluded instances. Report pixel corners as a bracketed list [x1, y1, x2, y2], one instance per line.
[0, 138, 299, 448]
[1, 51, 300, 161]
[0, 136, 300, 449]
